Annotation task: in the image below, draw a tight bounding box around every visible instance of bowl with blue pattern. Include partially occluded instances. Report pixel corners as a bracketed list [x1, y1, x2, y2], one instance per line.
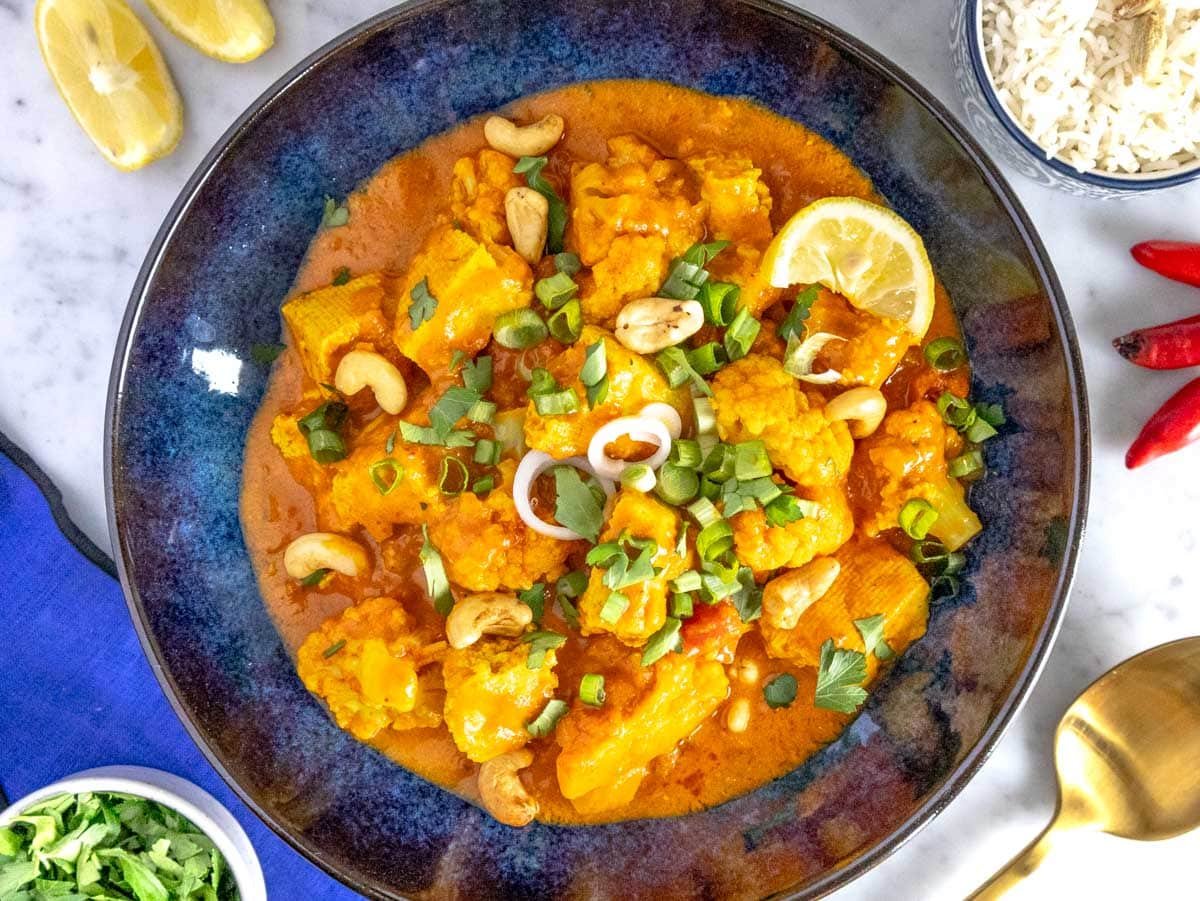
[106, 0, 1089, 897]
[952, 0, 1200, 198]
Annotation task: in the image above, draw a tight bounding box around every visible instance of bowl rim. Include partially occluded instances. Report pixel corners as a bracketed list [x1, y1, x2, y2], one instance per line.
[104, 0, 1091, 898]
[0, 766, 267, 900]
[963, 0, 1200, 190]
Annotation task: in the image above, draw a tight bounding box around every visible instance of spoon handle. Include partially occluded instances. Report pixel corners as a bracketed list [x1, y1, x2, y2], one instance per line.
[967, 818, 1060, 900]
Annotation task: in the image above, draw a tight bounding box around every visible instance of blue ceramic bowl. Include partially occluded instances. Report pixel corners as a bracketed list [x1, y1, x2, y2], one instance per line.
[106, 0, 1089, 897]
[952, 0, 1200, 198]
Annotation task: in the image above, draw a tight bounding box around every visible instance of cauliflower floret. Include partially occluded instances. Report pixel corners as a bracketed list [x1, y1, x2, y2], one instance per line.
[449, 149, 521, 245]
[326, 417, 447, 541]
[731, 484, 854, 576]
[296, 597, 443, 741]
[281, 273, 394, 383]
[523, 325, 688, 459]
[760, 541, 929, 683]
[427, 459, 574, 591]
[711, 355, 853, 488]
[685, 153, 773, 247]
[442, 635, 558, 763]
[393, 225, 532, 375]
[577, 490, 692, 646]
[851, 401, 982, 550]
[569, 136, 706, 323]
[804, 289, 916, 389]
[555, 653, 729, 811]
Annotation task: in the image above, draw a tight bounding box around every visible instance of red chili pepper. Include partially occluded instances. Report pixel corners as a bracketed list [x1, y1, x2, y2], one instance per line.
[1113, 313, 1200, 369]
[1127, 377, 1200, 469]
[1131, 241, 1200, 288]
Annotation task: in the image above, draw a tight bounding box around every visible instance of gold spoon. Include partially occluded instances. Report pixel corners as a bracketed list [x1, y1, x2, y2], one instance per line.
[970, 636, 1200, 899]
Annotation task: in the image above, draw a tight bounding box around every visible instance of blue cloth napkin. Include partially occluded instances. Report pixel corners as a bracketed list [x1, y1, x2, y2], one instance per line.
[0, 433, 361, 899]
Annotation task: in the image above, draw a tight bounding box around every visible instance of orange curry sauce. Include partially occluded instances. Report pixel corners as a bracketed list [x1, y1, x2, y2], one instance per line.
[240, 80, 970, 824]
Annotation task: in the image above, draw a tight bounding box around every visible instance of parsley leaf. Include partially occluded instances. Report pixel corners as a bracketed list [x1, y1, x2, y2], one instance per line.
[419, 524, 453, 616]
[522, 630, 567, 669]
[813, 639, 868, 713]
[322, 195, 349, 228]
[429, 386, 481, 438]
[778, 284, 819, 341]
[763, 673, 798, 708]
[730, 566, 763, 623]
[854, 614, 895, 661]
[518, 583, 546, 622]
[408, 277, 438, 330]
[553, 466, 603, 542]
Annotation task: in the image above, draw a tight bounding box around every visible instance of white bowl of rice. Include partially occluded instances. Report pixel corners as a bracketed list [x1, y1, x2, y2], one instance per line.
[951, 0, 1200, 196]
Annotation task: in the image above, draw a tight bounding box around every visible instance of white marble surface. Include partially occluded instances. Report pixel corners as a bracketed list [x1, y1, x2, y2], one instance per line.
[2, 0, 1199, 897]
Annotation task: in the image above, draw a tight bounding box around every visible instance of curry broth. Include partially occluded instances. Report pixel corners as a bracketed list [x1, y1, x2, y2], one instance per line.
[240, 80, 969, 825]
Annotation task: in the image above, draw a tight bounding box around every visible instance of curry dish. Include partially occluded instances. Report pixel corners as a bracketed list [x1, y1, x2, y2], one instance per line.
[240, 80, 991, 827]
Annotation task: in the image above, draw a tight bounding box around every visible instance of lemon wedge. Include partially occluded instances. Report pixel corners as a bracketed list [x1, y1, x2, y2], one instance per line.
[762, 196, 936, 340]
[144, 0, 275, 63]
[35, 0, 183, 171]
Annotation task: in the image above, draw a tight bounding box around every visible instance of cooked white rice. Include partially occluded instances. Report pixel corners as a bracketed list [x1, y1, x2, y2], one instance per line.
[982, 0, 1200, 175]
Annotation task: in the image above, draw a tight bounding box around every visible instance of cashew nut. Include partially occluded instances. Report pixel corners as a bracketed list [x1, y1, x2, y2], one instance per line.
[334, 350, 408, 415]
[762, 557, 842, 631]
[283, 532, 368, 580]
[483, 114, 564, 158]
[824, 387, 887, 438]
[614, 298, 705, 354]
[478, 749, 539, 826]
[445, 593, 533, 649]
[726, 698, 750, 734]
[505, 187, 549, 264]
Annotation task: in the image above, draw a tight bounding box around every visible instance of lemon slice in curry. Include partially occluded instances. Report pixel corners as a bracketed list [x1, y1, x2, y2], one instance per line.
[35, 0, 183, 171]
[762, 196, 935, 341]
[144, 0, 275, 63]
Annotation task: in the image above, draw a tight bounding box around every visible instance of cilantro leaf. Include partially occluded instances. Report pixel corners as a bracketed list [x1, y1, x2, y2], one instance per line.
[249, 342, 286, 365]
[419, 524, 453, 616]
[553, 466, 603, 542]
[763, 673, 798, 708]
[428, 386, 481, 438]
[853, 614, 895, 661]
[408, 277, 438, 330]
[332, 266, 352, 286]
[778, 284, 819, 341]
[813, 639, 868, 713]
[518, 583, 546, 622]
[522, 630, 566, 669]
[514, 156, 567, 252]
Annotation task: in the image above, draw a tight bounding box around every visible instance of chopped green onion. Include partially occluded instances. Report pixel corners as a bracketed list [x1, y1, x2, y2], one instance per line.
[931, 574, 961, 602]
[533, 388, 580, 416]
[697, 280, 740, 326]
[693, 395, 717, 436]
[369, 458, 403, 495]
[526, 698, 569, 737]
[438, 456, 469, 496]
[322, 196, 349, 228]
[535, 271, 579, 309]
[527, 367, 558, 396]
[471, 474, 495, 494]
[723, 307, 761, 361]
[641, 617, 683, 666]
[702, 443, 736, 482]
[655, 347, 712, 396]
[586, 374, 610, 409]
[599, 591, 630, 625]
[687, 342, 727, 376]
[778, 284, 818, 341]
[688, 497, 722, 528]
[468, 399, 496, 424]
[462, 355, 493, 393]
[696, 519, 734, 561]
[331, 267, 352, 287]
[672, 570, 703, 593]
[586, 540, 625, 568]
[670, 438, 702, 470]
[493, 308, 548, 349]
[408, 277, 438, 330]
[304, 428, 346, 464]
[579, 673, 606, 707]
[739, 476, 783, 504]
[556, 569, 588, 600]
[683, 240, 730, 267]
[765, 493, 807, 527]
[298, 400, 348, 435]
[522, 630, 566, 669]
[924, 337, 966, 371]
[936, 392, 975, 429]
[660, 258, 708, 300]
[581, 339, 607, 385]
[700, 476, 722, 501]
[547, 298, 583, 343]
[449, 349, 467, 372]
[300, 568, 331, 587]
[398, 420, 476, 448]
[322, 638, 346, 658]
[965, 417, 998, 443]
[514, 156, 567, 253]
[419, 524, 453, 616]
[671, 592, 694, 618]
[910, 538, 949, 567]
[621, 463, 657, 492]
[554, 252, 582, 275]
[473, 438, 501, 465]
[976, 402, 1006, 428]
[948, 449, 985, 478]
[656, 462, 700, 505]
[734, 440, 772, 480]
[899, 498, 939, 540]
[761, 672, 797, 708]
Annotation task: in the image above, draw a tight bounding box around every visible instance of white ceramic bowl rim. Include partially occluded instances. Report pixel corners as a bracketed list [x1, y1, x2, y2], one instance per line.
[966, 0, 1200, 189]
[0, 766, 266, 901]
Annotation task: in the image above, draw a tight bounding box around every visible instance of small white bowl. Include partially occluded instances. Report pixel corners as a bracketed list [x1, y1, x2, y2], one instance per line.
[951, 0, 1200, 197]
[0, 766, 266, 901]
